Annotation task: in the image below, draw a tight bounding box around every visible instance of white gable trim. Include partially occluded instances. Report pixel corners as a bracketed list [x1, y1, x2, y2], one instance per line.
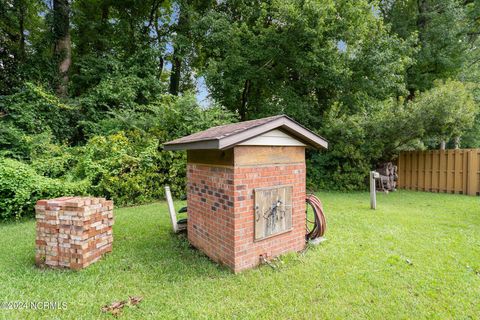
[164, 115, 328, 150]
[238, 129, 306, 147]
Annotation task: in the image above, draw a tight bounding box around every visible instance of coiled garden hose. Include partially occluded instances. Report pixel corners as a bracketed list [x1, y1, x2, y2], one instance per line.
[306, 194, 326, 240]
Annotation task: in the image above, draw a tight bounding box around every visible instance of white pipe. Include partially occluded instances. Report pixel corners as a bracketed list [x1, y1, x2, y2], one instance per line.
[165, 186, 178, 233]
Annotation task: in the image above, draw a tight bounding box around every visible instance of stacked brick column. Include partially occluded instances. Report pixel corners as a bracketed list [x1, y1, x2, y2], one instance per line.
[35, 196, 114, 270]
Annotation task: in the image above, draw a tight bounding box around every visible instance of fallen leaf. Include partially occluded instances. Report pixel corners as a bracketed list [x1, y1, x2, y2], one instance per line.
[111, 308, 122, 317]
[129, 296, 143, 306]
[101, 300, 127, 317]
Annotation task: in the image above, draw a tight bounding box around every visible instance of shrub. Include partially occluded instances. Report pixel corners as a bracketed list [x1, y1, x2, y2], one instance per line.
[0, 83, 77, 159]
[0, 158, 88, 220]
[0, 93, 237, 215]
[71, 130, 182, 206]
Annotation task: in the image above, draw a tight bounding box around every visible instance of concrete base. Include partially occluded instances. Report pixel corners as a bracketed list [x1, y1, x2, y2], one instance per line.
[308, 237, 327, 246]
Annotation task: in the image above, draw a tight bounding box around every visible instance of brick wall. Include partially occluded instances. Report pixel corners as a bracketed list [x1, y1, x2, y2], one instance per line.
[187, 146, 306, 272]
[35, 197, 114, 270]
[233, 163, 306, 272]
[187, 164, 236, 269]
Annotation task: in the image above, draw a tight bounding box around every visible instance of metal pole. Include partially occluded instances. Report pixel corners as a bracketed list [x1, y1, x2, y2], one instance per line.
[370, 171, 377, 210]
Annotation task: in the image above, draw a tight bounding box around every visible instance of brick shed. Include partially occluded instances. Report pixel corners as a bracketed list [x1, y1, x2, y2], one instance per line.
[164, 115, 328, 272]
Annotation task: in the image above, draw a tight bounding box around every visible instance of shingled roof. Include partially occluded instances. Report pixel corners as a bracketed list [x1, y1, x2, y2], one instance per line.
[163, 115, 328, 151]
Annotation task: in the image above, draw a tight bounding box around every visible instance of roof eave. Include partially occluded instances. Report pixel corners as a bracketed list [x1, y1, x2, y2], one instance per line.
[163, 115, 329, 151]
[219, 117, 328, 150]
[163, 139, 220, 151]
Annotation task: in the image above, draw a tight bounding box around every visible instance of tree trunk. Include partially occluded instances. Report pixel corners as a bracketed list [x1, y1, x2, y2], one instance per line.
[169, 2, 188, 95]
[17, 0, 26, 60]
[239, 79, 250, 121]
[53, 0, 71, 97]
[169, 56, 181, 95]
[416, 0, 428, 46]
[95, 2, 110, 52]
[159, 56, 164, 78]
[454, 136, 460, 149]
[154, 7, 165, 79]
[440, 140, 446, 150]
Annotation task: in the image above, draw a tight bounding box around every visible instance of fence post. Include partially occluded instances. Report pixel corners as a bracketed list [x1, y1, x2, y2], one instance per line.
[370, 171, 379, 209]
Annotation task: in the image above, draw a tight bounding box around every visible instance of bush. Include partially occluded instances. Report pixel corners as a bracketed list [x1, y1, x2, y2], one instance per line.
[0, 158, 88, 220]
[0, 83, 77, 159]
[306, 107, 372, 191]
[0, 93, 236, 219]
[307, 80, 478, 191]
[71, 130, 185, 206]
[71, 95, 237, 205]
[82, 93, 237, 140]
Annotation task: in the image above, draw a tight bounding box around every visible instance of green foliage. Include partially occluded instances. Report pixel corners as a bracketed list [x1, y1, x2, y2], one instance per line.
[381, 0, 475, 93]
[84, 93, 236, 140]
[461, 114, 480, 148]
[73, 95, 236, 205]
[0, 0, 53, 94]
[413, 79, 476, 144]
[0, 93, 236, 216]
[308, 80, 478, 190]
[71, 131, 169, 206]
[0, 158, 88, 220]
[0, 83, 76, 159]
[1, 0, 480, 201]
[195, 0, 414, 123]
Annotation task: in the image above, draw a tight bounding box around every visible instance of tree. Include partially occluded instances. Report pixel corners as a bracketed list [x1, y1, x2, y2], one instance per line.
[169, 0, 212, 95]
[413, 79, 476, 147]
[0, 0, 48, 94]
[380, 0, 474, 95]
[195, 0, 413, 123]
[53, 0, 71, 97]
[168, 1, 188, 95]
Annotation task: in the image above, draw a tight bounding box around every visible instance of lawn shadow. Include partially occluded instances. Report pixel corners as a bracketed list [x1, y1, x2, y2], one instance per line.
[110, 224, 234, 281]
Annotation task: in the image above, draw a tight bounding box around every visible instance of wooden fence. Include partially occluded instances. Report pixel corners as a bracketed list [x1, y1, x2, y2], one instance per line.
[397, 149, 480, 195]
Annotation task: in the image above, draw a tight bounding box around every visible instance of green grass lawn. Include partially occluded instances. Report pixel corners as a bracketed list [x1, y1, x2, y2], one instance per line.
[0, 191, 479, 319]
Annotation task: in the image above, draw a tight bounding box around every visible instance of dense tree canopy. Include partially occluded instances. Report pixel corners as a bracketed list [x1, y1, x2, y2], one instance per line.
[0, 0, 479, 217]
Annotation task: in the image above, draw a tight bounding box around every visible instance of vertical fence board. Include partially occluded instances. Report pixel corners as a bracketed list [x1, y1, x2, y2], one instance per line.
[454, 149, 462, 194]
[467, 150, 479, 195]
[398, 148, 480, 196]
[463, 150, 468, 194]
[412, 152, 418, 190]
[477, 149, 480, 195]
[446, 150, 453, 193]
[418, 151, 425, 191]
[398, 153, 405, 188]
[431, 150, 439, 192]
[406, 152, 412, 190]
[425, 151, 432, 191]
[439, 150, 446, 193]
